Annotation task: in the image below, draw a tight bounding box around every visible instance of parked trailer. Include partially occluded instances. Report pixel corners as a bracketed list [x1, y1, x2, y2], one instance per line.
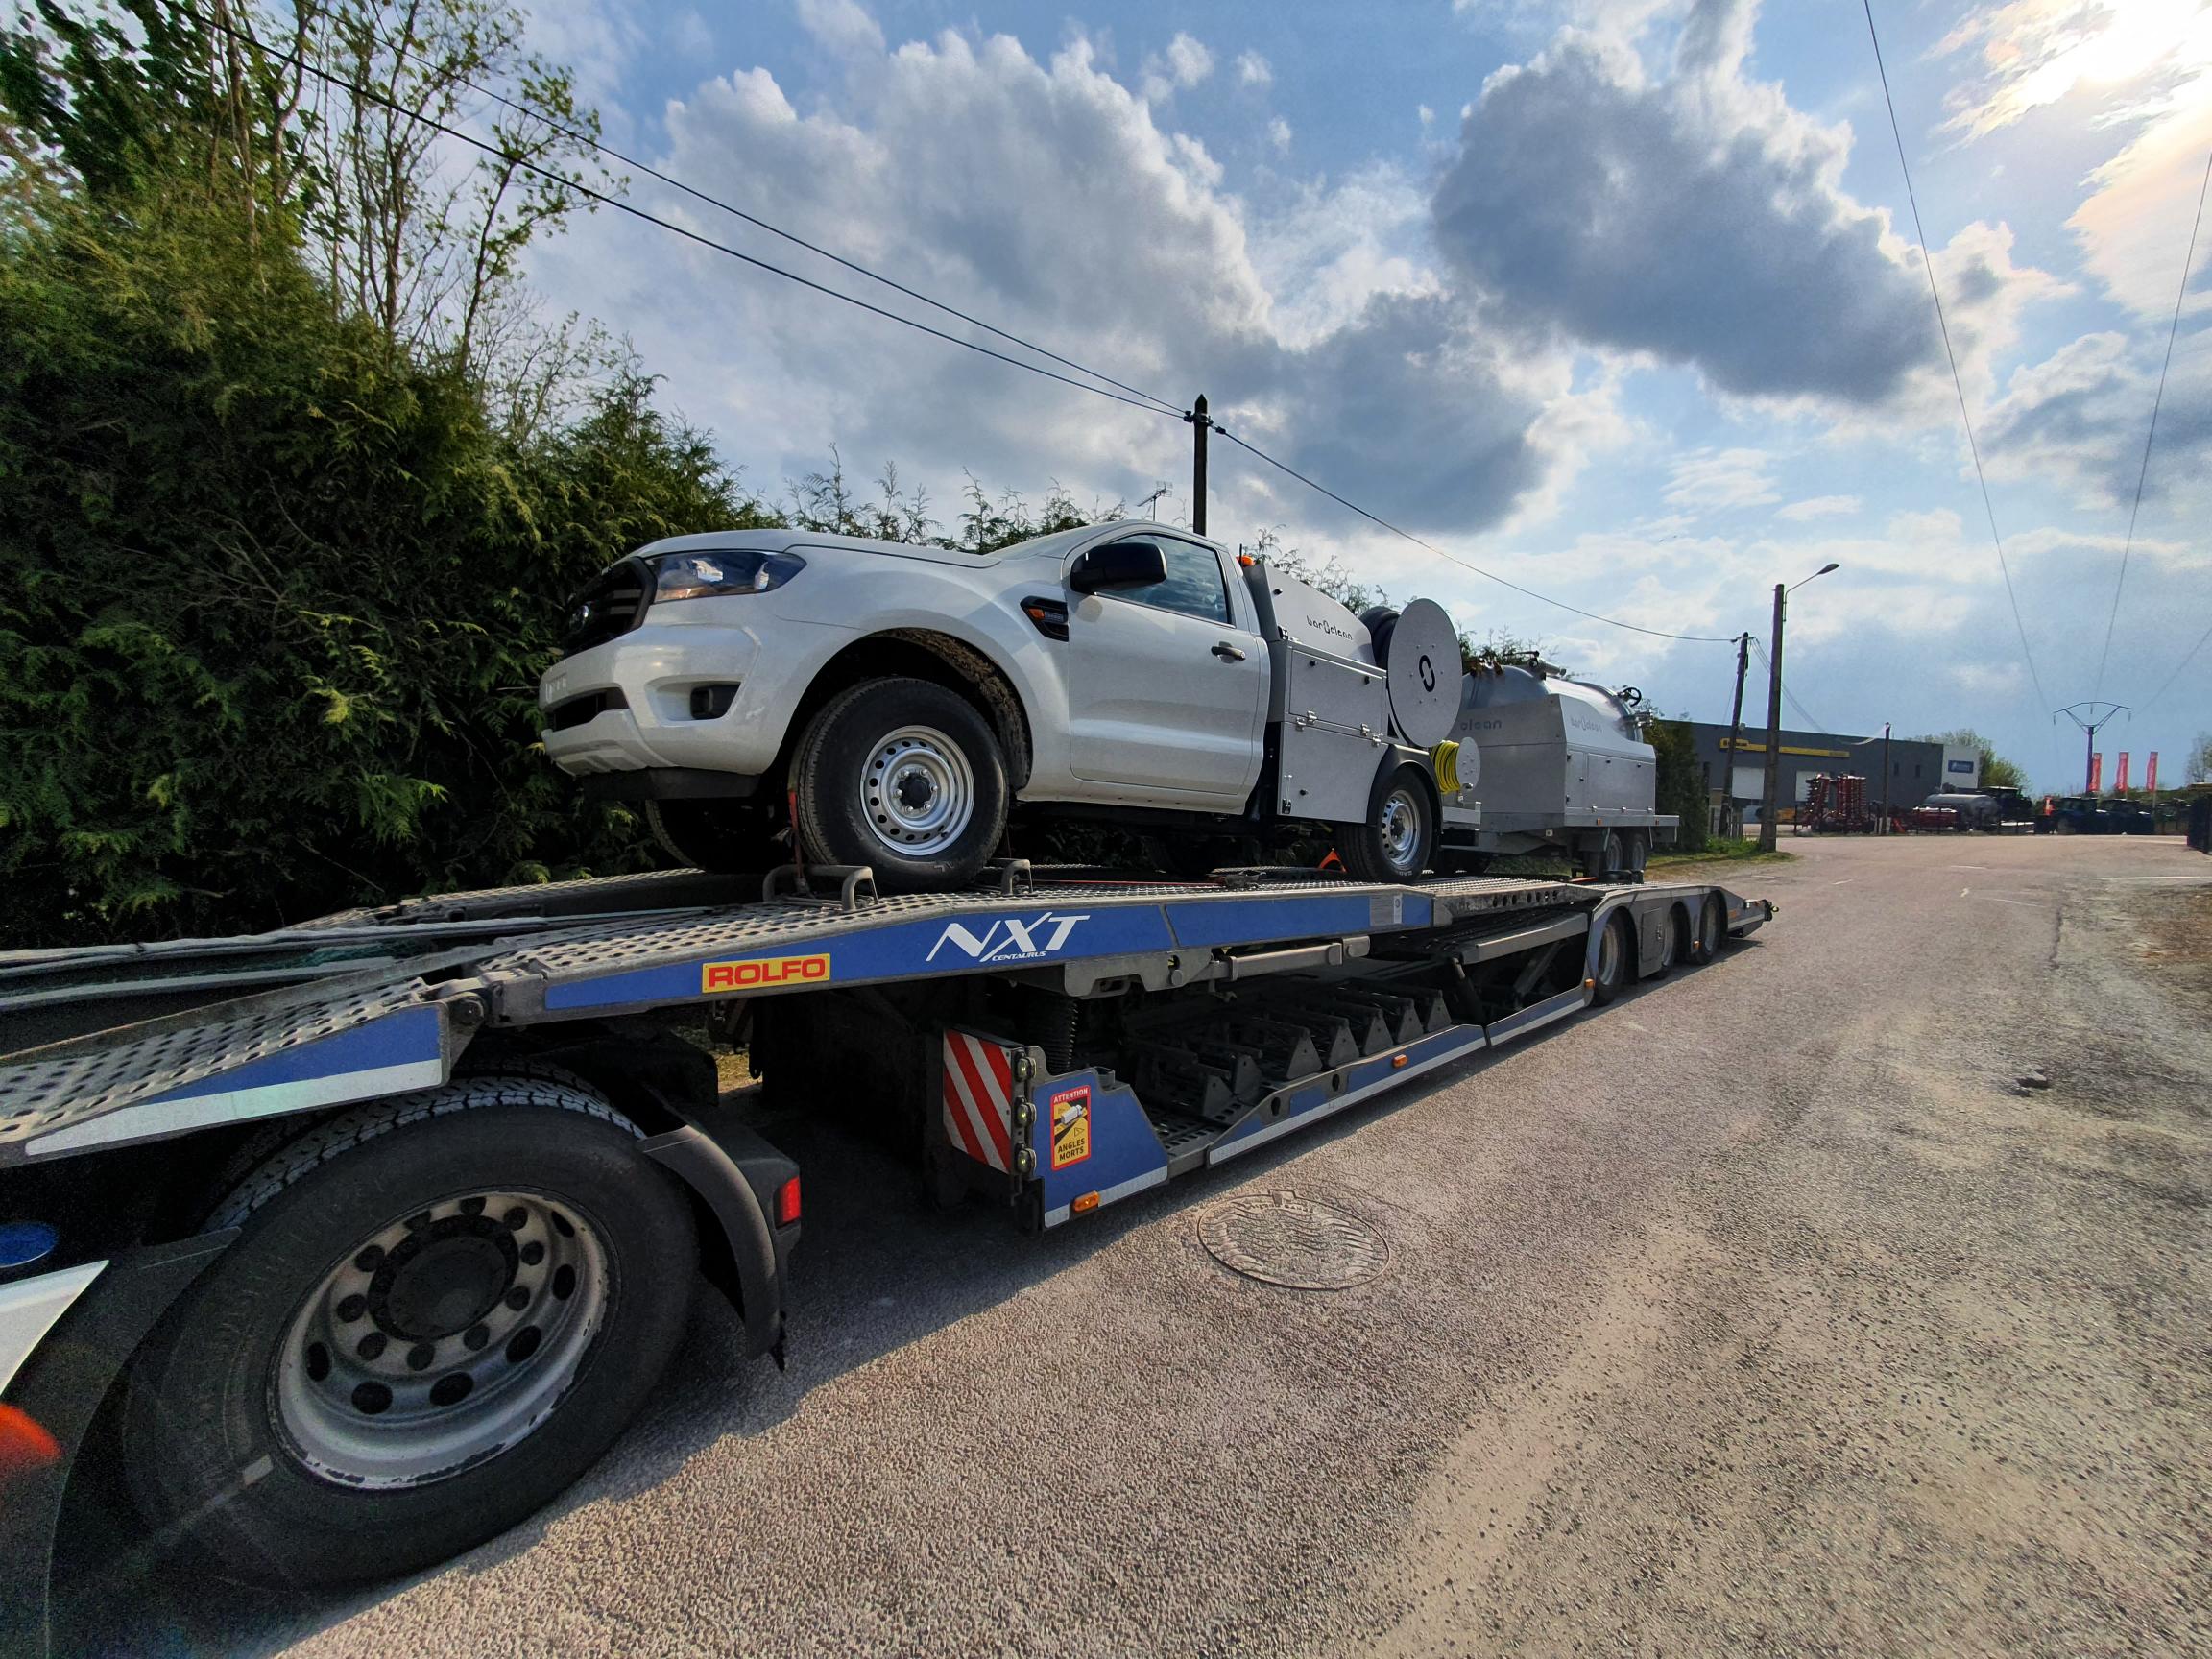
[0, 860, 1769, 1649]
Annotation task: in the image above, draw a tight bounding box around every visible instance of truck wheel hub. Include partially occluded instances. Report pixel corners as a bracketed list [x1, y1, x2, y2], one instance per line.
[274, 1190, 609, 1490]
[863, 726, 974, 856]
[376, 1224, 516, 1340]
[1379, 789, 1422, 869]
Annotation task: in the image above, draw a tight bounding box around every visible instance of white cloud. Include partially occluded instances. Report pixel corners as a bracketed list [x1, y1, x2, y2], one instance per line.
[1665, 446, 1780, 512]
[1776, 493, 1861, 521]
[794, 0, 884, 59]
[530, 22, 1596, 539]
[1234, 50, 1273, 87]
[1936, 1, 2212, 139]
[1417, 103, 1435, 126]
[1266, 115, 1293, 153]
[1141, 32, 1214, 103]
[1937, 1, 2212, 322]
[666, 8, 712, 60]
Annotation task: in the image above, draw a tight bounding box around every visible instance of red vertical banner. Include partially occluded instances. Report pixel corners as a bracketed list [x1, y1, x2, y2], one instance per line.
[2146, 752, 2158, 792]
[2090, 753, 2103, 793]
[2116, 752, 2130, 792]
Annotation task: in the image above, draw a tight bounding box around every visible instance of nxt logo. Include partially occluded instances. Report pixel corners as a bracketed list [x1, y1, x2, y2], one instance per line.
[926, 910, 1092, 964]
[700, 953, 831, 993]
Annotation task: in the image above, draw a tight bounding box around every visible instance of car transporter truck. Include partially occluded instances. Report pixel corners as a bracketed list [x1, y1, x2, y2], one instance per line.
[0, 853, 1770, 1650]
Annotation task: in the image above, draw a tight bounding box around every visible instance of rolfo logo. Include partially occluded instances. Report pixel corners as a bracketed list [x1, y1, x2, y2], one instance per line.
[926, 910, 1092, 964]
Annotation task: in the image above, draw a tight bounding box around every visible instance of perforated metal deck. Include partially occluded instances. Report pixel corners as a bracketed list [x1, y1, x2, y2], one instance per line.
[0, 867, 1622, 1162]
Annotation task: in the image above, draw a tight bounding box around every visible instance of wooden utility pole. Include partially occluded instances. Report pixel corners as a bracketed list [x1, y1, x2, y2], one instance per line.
[1757, 584, 1786, 853]
[1188, 394, 1210, 536]
[1880, 721, 1892, 833]
[1722, 632, 1750, 838]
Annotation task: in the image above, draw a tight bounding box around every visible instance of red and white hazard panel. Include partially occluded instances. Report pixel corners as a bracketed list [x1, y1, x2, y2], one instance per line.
[942, 1030, 1018, 1172]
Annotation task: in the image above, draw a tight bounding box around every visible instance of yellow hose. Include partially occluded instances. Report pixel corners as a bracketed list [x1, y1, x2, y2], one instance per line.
[1431, 739, 1460, 795]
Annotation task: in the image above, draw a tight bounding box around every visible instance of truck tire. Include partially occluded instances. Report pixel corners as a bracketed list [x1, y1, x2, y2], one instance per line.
[1337, 767, 1432, 883]
[119, 1073, 697, 1588]
[793, 677, 1008, 893]
[1588, 910, 1632, 1004]
[1691, 893, 1726, 963]
[646, 799, 786, 873]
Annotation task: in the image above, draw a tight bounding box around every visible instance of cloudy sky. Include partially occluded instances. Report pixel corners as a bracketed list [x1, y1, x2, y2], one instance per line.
[518, 0, 2212, 790]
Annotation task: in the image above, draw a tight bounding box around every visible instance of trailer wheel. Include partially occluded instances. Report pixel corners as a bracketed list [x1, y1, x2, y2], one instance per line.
[1588, 910, 1632, 1005]
[794, 676, 1008, 893]
[1337, 767, 1432, 883]
[1691, 894, 1726, 963]
[118, 1074, 697, 1588]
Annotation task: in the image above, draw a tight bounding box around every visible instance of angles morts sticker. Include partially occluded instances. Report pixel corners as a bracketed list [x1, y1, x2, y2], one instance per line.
[1048, 1084, 1092, 1170]
[701, 953, 831, 994]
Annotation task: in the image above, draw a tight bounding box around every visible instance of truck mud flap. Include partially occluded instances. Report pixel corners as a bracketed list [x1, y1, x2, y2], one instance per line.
[0, 1231, 235, 1659]
[638, 1109, 798, 1364]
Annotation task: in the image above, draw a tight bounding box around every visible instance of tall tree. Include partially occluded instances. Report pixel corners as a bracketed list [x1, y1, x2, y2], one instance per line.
[1917, 728, 2026, 791]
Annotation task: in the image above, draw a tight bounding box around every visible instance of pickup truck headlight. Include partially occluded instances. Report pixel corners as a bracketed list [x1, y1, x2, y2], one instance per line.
[650, 550, 805, 604]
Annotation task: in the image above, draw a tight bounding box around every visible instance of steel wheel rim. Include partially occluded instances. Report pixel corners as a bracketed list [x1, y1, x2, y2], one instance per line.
[861, 725, 974, 857]
[273, 1190, 609, 1490]
[1379, 787, 1424, 874]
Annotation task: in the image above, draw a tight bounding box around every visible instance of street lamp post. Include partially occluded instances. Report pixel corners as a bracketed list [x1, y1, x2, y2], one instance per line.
[1756, 563, 1839, 854]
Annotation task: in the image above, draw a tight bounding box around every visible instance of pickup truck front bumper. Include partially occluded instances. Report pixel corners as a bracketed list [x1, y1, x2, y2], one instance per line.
[540, 613, 853, 783]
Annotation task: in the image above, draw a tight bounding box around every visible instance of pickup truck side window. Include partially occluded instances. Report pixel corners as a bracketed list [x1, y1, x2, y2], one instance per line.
[1094, 536, 1231, 624]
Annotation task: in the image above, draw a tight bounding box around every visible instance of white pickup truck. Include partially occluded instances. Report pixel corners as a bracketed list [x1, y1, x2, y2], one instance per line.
[541, 520, 1452, 888]
[540, 519, 1667, 890]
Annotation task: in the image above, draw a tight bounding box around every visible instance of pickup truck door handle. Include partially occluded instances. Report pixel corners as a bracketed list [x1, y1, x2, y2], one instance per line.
[1212, 641, 1247, 661]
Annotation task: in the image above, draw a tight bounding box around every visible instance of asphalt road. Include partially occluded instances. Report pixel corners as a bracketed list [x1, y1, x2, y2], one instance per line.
[62, 833, 2212, 1657]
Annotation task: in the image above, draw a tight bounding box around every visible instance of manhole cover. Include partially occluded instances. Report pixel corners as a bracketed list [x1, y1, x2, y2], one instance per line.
[1198, 1190, 1390, 1290]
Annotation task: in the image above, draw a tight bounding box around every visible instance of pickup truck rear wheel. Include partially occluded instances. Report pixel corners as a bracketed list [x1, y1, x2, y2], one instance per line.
[1337, 767, 1432, 883]
[117, 1074, 697, 1588]
[793, 677, 1008, 893]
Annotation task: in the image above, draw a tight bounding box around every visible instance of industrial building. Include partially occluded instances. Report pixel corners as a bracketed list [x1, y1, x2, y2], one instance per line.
[1681, 723, 1980, 823]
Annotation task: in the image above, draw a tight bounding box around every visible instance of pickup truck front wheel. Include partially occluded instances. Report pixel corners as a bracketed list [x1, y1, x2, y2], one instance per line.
[794, 677, 1008, 892]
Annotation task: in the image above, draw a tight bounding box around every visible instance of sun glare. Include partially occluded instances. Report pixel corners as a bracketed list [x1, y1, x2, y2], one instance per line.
[2072, 0, 2203, 85]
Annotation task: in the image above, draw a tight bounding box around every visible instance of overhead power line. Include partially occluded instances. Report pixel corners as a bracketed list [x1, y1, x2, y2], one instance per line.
[1860, 0, 2052, 715]
[1214, 429, 1737, 643]
[2099, 143, 2212, 700]
[2138, 617, 2212, 712]
[197, 11, 1178, 421]
[319, 12, 1189, 420]
[197, 6, 1741, 651]
[1749, 637, 1827, 733]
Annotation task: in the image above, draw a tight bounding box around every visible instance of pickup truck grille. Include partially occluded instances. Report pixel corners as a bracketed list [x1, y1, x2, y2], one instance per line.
[563, 560, 651, 654]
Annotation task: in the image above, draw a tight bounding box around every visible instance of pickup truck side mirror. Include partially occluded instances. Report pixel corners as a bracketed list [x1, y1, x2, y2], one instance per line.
[1070, 540, 1168, 595]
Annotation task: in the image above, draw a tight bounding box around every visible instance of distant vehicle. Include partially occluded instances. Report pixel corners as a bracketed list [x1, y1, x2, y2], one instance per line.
[538, 521, 1672, 891]
[1920, 791, 2005, 831]
[1980, 784, 2039, 830]
[2106, 799, 2156, 835]
[2047, 795, 2114, 834]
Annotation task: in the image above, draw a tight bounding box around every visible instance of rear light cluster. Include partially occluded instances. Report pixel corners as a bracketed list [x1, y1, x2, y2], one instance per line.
[775, 1176, 801, 1228]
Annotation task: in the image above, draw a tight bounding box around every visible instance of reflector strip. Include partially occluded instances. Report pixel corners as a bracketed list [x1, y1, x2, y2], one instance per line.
[942, 1030, 1016, 1172]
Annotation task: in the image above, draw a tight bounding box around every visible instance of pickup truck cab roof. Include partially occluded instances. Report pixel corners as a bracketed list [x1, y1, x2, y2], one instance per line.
[629, 520, 1175, 569]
